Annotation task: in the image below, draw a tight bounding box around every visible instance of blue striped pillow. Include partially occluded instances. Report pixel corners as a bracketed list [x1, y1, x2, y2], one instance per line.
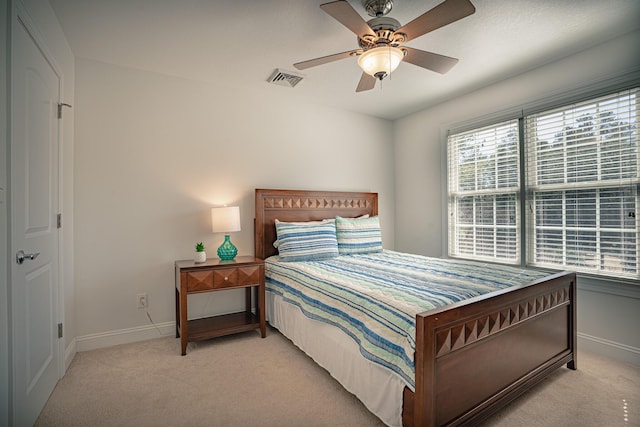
[275, 219, 339, 262]
[335, 216, 383, 254]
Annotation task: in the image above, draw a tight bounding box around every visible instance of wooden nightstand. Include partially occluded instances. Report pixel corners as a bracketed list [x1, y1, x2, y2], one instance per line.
[175, 256, 266, 355]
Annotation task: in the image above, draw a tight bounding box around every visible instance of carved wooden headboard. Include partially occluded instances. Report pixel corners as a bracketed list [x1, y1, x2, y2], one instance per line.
[254, 189, 378, 259]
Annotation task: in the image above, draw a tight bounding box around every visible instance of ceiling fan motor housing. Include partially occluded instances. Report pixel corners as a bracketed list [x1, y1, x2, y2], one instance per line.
[362, 0, 394, 17]
[358, 16, 404, 49]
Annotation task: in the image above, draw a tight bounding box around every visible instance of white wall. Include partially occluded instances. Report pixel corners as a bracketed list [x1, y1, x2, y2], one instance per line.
[393, 30, 640, 364]
[73, 58, 395, 349]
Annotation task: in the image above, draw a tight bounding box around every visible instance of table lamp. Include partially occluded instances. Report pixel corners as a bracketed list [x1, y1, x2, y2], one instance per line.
[211, 206, 241, 261]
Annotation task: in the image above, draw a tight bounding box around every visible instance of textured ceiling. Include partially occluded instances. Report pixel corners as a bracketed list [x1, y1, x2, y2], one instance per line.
[49, 0, 640, 120]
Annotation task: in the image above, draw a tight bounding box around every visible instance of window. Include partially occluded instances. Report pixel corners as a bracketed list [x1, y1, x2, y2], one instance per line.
[525, 89, 639, 279]
[447, 88, 639, 280]
[447, 120, 521, 264]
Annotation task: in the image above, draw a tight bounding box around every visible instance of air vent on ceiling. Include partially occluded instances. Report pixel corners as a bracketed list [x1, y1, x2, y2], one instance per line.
[267, 69, 304, 88]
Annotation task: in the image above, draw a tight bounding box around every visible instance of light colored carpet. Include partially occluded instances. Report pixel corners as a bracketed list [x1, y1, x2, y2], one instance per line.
[36, 327, 639, 426]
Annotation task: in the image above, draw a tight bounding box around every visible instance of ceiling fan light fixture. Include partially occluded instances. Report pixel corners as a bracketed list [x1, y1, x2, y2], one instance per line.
[357, 46, 404, 80]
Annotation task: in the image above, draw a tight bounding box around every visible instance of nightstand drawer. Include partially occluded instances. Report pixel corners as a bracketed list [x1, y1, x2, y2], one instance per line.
[213, 268, 239, 288]
[212, 266, 261, 289]
[186, 271, 213, 292]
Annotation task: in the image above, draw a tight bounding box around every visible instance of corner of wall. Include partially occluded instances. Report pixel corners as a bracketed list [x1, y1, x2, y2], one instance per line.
[1, 0, 10, 423]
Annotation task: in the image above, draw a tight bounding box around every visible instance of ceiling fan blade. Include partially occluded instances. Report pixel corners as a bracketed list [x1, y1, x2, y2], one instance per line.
[402, 47, 459, 74]
[294, 50, 357, 70]
[395, 0, 476, 42]
[320, 1, 376, 39]
[356, 72, 376, 92]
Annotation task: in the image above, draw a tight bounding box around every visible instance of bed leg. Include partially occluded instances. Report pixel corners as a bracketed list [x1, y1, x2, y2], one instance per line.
[568, 276, 577, 371]
[567, 357, 577, 370]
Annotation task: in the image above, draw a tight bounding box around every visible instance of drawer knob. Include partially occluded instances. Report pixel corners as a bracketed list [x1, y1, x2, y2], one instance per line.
[224, 276, 228, 281]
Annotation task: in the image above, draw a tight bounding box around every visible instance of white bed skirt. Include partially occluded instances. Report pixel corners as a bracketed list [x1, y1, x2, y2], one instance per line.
[266, 291, 406, 427]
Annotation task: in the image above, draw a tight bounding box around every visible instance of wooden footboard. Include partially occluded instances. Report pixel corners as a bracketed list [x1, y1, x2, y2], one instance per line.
[404, 270, 577, 427]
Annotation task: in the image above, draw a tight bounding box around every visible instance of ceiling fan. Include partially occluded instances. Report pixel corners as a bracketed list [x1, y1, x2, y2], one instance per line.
[294, 0, 476, 92]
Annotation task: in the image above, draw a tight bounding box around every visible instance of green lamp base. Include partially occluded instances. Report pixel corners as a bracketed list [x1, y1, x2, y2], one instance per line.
[217, 235, 238, 261]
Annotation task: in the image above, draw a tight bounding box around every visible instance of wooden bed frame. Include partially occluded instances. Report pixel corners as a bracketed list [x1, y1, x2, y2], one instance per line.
[254, 189, 577, 427]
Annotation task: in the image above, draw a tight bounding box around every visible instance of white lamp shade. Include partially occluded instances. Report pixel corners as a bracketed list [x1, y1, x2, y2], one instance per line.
[357, 46, 404, 77]
[211, 206, 241, 233]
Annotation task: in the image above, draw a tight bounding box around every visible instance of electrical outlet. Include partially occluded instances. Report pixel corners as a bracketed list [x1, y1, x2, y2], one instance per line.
[137, 293, 148, 309]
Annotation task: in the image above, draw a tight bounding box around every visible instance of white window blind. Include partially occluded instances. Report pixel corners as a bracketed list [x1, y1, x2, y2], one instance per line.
[448, 120, 520, 263]
[525, 89, 639, 279]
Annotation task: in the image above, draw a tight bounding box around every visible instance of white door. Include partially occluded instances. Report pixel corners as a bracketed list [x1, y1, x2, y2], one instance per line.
[11, 11, 61, 426]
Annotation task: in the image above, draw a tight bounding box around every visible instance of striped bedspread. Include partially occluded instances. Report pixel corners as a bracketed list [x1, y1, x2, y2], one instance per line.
[265, 250, 549, 390]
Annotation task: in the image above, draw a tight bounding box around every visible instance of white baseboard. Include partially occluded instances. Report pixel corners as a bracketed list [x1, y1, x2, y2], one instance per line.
[578, 332, 640, 366]
[75, 321, 176, 352]
[64, 338, 76, 372]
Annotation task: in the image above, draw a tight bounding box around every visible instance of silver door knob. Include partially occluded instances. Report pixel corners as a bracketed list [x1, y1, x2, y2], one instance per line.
[16, 250, 40, 265]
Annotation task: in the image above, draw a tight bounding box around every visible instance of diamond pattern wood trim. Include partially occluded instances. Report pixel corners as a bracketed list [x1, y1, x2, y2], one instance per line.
[238, 266, 260, 286]
[434, 286, 571, 357]
[186, 271, 213, 292]
[212, 269, 239, 288]
[263, 196, 372, 210]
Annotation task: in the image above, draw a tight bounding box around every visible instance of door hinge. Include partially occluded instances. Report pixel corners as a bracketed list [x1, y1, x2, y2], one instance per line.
[57, 213, 62, 229]
[58, 323, 63, 338]
[57, 102, 72, 119]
